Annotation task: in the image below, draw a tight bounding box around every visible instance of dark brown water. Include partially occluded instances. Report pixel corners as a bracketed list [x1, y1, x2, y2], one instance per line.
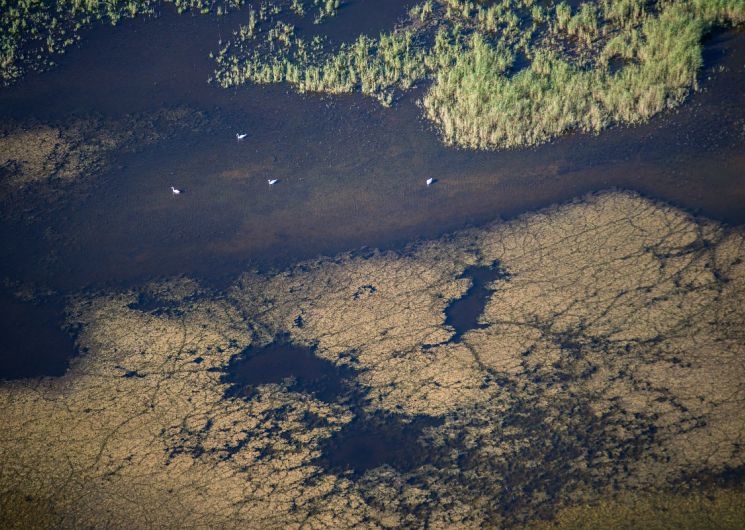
[0, 292, 75, 379]
[220, 335, 442, 476]
[220, 338, 356, 402]
[444, 262, 511, 343]
[0, 4, 743, 377]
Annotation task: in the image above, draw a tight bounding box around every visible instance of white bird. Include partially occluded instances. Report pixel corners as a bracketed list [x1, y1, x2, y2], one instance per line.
[426, 178, 434, 186]
[267, 179, 278, 186]
[171, 186, 181, 195]
[236, 133, 248, 140]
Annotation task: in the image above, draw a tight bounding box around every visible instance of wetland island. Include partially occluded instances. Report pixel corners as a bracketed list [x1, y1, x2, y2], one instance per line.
[1, 1, 745, 528]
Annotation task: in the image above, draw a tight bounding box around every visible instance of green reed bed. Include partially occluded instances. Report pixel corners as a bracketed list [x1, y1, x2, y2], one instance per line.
[0, 0, 341, 85]
[214, 0, 745, 149]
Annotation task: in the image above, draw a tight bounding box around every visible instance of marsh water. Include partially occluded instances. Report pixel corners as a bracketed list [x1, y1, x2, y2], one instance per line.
[0, 0, 744, 487]
[444, 263, 511, 344]
[220, 337, 441, 475]
[221, 338, 356, 403]
[1, 4, 744, 292]
[218, 260, 507, 474]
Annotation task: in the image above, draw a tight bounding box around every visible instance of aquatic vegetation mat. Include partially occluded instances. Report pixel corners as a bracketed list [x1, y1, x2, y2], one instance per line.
[1, 191, 744, 527]
[0, 0, 340, 85]
[0, 107, 210, 197]
[0, 0, 250, 84]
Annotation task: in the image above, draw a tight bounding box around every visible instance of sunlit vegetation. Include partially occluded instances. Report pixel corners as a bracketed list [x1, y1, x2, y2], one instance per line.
[3, 191, 745, 527]
[521, 488, 745, 530]
[0, 0, 345, 85]
[312, 0, 341, 24]
[214, 0, 745, 149]
[3, 0, 743, 150]
[0, 0, 251, 84]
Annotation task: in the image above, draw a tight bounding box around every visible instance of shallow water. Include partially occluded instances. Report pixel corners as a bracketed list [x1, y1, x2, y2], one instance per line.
[0, 0, 743, 440]
[221, 337, 356, 403]
[0, 7, 744, 296]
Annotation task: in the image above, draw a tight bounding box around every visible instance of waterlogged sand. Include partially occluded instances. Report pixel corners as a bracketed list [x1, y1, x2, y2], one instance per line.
[1, 192, 744, 528]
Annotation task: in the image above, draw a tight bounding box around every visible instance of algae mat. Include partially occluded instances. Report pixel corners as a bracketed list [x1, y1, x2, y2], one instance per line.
[1, 191, 744, 528]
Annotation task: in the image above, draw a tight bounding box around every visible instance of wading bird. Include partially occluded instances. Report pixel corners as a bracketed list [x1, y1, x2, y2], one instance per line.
[171, 186, 181, 195]
[426, 178, 434, 186]
[236, 133, 247, 140]
[267, 179, 278, 186]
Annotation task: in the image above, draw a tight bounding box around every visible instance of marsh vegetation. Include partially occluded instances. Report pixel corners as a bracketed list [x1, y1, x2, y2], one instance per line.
[1, 2, 745, 526]
[215, 0, 745, 149]
[4, 1, 744, 150]
[0, 0, 235, 84]
[2, 193, 744, 527]
[0, 0, 347, 85]
[0, 107, 209, 195]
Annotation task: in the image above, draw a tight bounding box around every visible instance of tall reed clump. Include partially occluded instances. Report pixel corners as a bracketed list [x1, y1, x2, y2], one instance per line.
[217, 28, 428, 105]
[422, 0, 745, 149]
[423, 41, 600, 149]
[215, 1, 745, 149]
